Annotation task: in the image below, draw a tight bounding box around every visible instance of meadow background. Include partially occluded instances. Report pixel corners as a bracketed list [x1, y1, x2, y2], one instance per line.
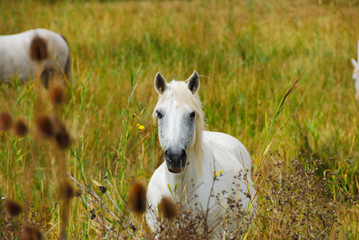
[1, 0, 359, 239]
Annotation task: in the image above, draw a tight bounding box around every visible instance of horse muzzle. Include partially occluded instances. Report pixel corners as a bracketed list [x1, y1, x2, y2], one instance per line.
[165, 148, 187, 173]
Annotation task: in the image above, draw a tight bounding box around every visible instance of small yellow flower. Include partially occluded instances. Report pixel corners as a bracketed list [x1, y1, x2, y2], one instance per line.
[220, 170, 223, 175]
[137, 123, 144, 131]
[214, 172, 219, 177]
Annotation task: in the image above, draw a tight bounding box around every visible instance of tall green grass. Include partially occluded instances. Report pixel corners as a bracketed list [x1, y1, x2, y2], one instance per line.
[1, 0, 358, 238]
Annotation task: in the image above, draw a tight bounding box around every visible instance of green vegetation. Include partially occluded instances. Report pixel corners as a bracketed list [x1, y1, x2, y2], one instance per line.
[1, 0, 358, 239]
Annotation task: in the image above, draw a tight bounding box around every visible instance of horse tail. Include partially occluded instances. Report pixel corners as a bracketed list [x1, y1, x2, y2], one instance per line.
[60, 34, 72, 83]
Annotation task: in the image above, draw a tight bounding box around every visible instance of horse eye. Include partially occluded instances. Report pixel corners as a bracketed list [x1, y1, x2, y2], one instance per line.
[189, 111, 196, 118]
[156, 110, 163, 119]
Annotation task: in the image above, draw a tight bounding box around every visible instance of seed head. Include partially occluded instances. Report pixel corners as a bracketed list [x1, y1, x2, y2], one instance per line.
[22, 225, 42, 240]
[99, 186, 107, 194]
[0, 111, 12, 131]
[5, 199, 22, 217]
[30, 36, 47, 62]
[13, 119, 28, 137]
[59, 181, 74, 200]
[160, 197, 177, 220]
[74, 189, 82, 197]
[90, 209, 96, 219]
[49, 84, 65, 105]
[36, 115, 54, 138]
[54, 120, 71, 149]
[128, 182, 146, 214]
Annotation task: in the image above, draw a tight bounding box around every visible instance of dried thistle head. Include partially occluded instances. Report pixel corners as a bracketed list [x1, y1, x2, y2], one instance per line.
[74, 189, 82, 197]
[30, 36, 47, 62]
[13, 119, 28, 137]
[49, 84, 66, 105]
[54, 120, 71, 149]
[160, 196, 177, 220]
[99, 186, 107, 194]
[22, 225, 42, 240]
[5, 199, 22, 217]
[128, 182, 146, 214]
[0, 111, 12, 131]
[59, 181, 74, 200]
[36, 115, 54, 138]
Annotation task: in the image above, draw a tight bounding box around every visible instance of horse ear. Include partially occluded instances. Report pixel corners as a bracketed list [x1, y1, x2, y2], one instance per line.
[154, 72, 167, 95]
[187, 70, 200, 94]
[352, 58, 358, 67]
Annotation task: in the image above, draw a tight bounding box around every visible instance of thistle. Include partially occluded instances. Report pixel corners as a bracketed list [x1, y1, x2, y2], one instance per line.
[0, 111, 12, 131]
[5, 199, 22, 217]
[30, 36, 48, 62]
[160, 197, 177, 220]
[128, 182, 146, 214]
[36, 115, 54, 138]
[13, 119, 29, 137]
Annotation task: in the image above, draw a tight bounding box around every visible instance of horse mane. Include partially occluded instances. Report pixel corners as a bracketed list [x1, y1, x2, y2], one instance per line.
[153, 80, 205, 174]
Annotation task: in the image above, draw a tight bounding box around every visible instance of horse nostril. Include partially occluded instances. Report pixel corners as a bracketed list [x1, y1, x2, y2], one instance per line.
[181, 149, 186, 157]
[165, 149, 171, 162]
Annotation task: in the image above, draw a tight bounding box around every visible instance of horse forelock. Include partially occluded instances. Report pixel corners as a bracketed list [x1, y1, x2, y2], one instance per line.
[153, 81, 205, 172]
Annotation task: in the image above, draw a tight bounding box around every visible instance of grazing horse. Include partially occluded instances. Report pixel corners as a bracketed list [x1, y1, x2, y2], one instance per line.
[0, 28, 71, 88]
[351, 40, 359, 100]
[146, 71, 257, 238]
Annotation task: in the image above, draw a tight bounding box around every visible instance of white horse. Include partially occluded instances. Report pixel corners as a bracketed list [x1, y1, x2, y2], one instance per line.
[146, 71, 257, 238]
[351, 40, 359, 100]
[0, 28, 71, 88]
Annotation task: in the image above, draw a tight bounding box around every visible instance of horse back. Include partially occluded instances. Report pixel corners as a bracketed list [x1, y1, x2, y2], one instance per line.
[202, 131, 252, 173]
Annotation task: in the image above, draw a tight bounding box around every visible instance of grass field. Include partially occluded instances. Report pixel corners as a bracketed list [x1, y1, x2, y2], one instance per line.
[1, 0, 359, 239]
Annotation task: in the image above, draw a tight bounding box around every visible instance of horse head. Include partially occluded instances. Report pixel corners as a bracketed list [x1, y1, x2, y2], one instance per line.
[153, 71, 202, 173]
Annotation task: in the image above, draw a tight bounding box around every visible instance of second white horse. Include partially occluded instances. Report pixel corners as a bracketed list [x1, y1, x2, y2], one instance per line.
[0, 28, 71, 88]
